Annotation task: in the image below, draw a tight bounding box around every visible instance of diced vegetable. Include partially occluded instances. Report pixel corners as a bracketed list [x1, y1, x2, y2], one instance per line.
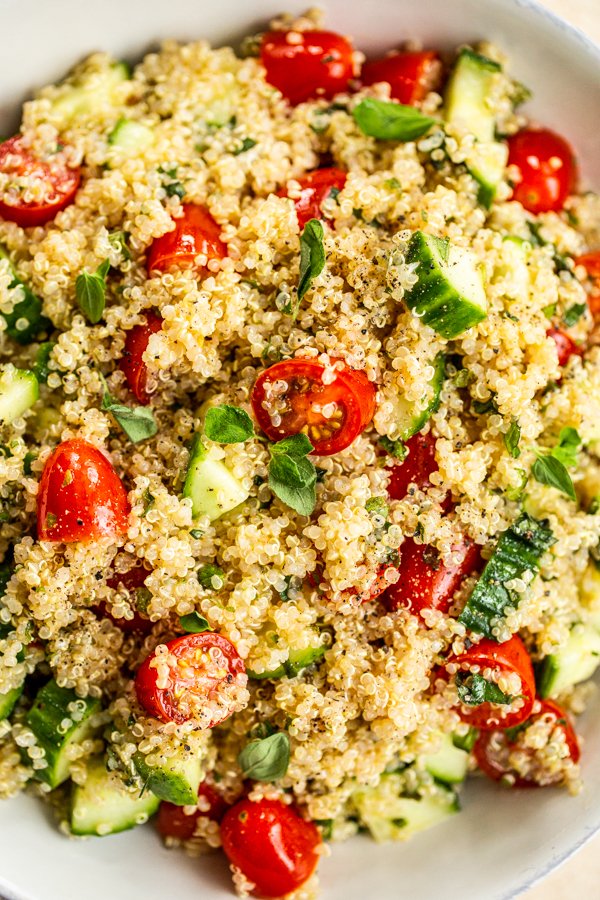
[0, 684, 23, 720]
[0, 365, 39, 425]
[133, 748, 203, 806]
[248, 645, 326, 680]
[352, 773, 458, 842]
[538, 623, 600, 698]
[422, 733, 469, 784]
[389, 352, 445, 442]
[183, 435, 249, 521]
[70, 756, 159, 836]
[0, 245, 51, 343]
[50, 61, 130, 125]
[108, 118, 154, 152]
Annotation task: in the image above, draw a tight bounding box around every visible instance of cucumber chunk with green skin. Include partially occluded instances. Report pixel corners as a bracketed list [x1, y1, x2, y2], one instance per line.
[0, 366, 39, 425]
[133, 749, 203, 806]
[183, 434, 249, 521]
[0, 684, 23, 719]
[0, 246, 51, 344]
[108, 118, 155, 154]
[248, 645, 325, 680]
[403, 232, 487, 339]
[51, 62, 130, 124]
[538, 623, 600, 698]
[26, 680, 101, 788]
[353, 773, 458, 842]
[423, 733, 469, 784]
[390, 352, 445, 442]
[71, 756, 159, 836]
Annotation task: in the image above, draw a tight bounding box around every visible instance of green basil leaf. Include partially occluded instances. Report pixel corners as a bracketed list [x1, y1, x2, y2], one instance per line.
[551, 426, 581, 468]
[563, 303, 587, 327]
[76, 260, 110, 324]
[270, 433, 314, 459]
[204, 404, 254, 443]
[33, 341, 57, 383]
[504, 420, 521, 459]
[298, 219, 325, 304]
[379, 436, 407, 461]
[456, 672, 513, 707]
[102, 392, 158, 443]
[197, 563, 225, 590]
[179, 612, 212, 633]
[108, 230, 131, 261]
[237, 731, 290, 781]
[165, 181, 186, 199]
[268, 452, 317, 516]
[233, 137, 257, 155]
[532, 455, 576, 500]
[353, 98, 435, 142]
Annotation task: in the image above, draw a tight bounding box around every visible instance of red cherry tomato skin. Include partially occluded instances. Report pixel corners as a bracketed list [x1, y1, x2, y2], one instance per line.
[100, 566, 152, 634]
[220, 798, 321, 898]
[281, 168, 347, 230]
[507, 128, 576, 214]
[135, 632, 246, 726]
[474, 699, 580, 787]
[547, 327, 584, 367]
[576, 251, 600, 320]
[119, 312, 163, 404]
[251, 358, 376, 456]
[260, 31, 354, 105]
[361, 51, 441, 105]
[386, 432, 438, 500]
[0, 137, 81, 227]
[384, 538, 480, 616]
[37, 439, 130, 543]
[446, 634, 536, 730]
[147, 205, 226, 273]
[157, 781, 228, 840]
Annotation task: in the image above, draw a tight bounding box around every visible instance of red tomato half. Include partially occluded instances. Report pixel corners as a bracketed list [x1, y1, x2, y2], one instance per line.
[576, 251, 600, 321]
[384, 537, 480, 617]
[361, 51, 441, 106]
[135, 632, 247, 726]
[157, 781, 228, 840]
[547, 327, 584, 367]
[37, 439, 130, 542]
[446, 634, 536, 730]
[260, 30, 354, 105]
[281, 168, 347, 230]
[386, 432, 438, 500]
[474, 699, 580, 787]
[221, 798, 321, 898]
[147, 205, 227, 273]
[0, 137, 81, 227]
[251, 358, 376, 456]
[100, 565, 152, 634]
[507, 128, 576, 214]
[119, 312, 163, 404]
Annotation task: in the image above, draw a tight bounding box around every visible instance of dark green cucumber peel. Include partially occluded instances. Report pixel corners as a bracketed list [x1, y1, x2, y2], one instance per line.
[458, 513, 555, 638]
[0, 684, 23, 719]
[248, 645, 325, 680]
[132, 749, 203, 806]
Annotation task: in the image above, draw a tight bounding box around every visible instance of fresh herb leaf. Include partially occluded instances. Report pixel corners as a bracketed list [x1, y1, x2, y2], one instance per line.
[456, 672, 513, 706]
[197, 563, 225, 590]
[352, 98, 435, 142]
[33, 341, 56, 383]
[453, 368, 472, 388]
[179, 612, 212, 633]
[233, 137, 257, 155]
[108, 230, 131, 261]
[452, 728, 478, 753]
[563, 303, 587, 327]
[365, 497, 389, 518]
[384, 177, 402, 190]
[23, 450, 36, 476]
[270, 433, 314, 458]
[76, 260, 110, 324]
[102, 388, 158, 443]
[504, 420, 521, 458]
[379, 436, 407, 461]
[542, 303, 557, 320]
[165, 181, 186, 199]
[473, 398, 497, 415]
[532, 455, 576, 500]
[551, 427, 581, 468]
[297, 218, 325, 306]
[204, 405, 254, 444]
[268, 434, 317, 516]
[237, 731, 290, 781]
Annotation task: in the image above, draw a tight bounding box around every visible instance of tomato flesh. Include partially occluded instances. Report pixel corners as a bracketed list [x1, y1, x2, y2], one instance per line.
[100, 565, 152, 633]
[547, 327, 583, 367]
[251, 358, 376, 456]
[135, 632, 247, 726]
[220, 798, 321, 898]
[361, 51, 441, 105]
[37, 439, 130, 542]
[446, 634, 536, 730]
[576, 251, 600, 320]
[260, 30, 354, 105]
[157, 781, 228, 840]
[0, 136, 80, 227]
[386, 432, 438, 500]
[507, 128, 576, 214]
[147, 204, 226, 273]
[120, 312, 163, 404]
[384, 537, 480, 617]
[282, 167, 347, 230]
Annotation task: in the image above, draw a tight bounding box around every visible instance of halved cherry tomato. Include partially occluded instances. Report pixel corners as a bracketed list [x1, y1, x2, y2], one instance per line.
[281, 167, 347, 230]
[361, 51, 441, 106]
[157, 781, 228, 840]
[119, 312, 163, 404]
[445, 634, 536, 730]
[0, 136, 81, 227]
[547, 327, 584, 366]
[100, 565, 152, 634]
[474, 698, 580, 787]
[220, 798, 321, 898]
[260, 30, 354, 105]
[251, 358, 376, 456]
[386, 432, 438, 500]
[147, 205, 226, 273]
[384, 537, 480, 616]
[576, 251, 600, 320]
[135, 632, 247, 726]
[507, 128, 576, 214]
[37, 439, 130, 542]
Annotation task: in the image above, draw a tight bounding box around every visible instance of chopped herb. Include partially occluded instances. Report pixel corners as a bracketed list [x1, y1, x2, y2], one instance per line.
[532, 455, 576, 500]
[563, 303, 587, 327]
[510, 80, 532, 108]
[238, 731, 290, 781]
[316, 819, 334, 840]
[157, 165, 178, 178]
[505, 468, 528, 501]
[384, 177, 402, 190]
[365, 497, 389, 518]
[142, 487, 154, 515]
[453, 368, 472, 388]
[456, 672, 513, 706]
[240, 278, 260, 289]
[327, 186, 341, 203]
[32, 341, 56, 383]
[165, 181, 186, 199]
[0, 246, 51, 343]
[472, 398, 497, 415]
[504, 420, 521, 458]
[379, 436, 407, 461]
[233, 137, 257, 155]
[352, 98, 435, 142]
[108, 230, 131, 261]
[297, 218, 325, 307]
[197, 563, 225, 590]
[452, 728, 478, 752]
[102, 384, 158, 443]
[268, 434, 317, 517]
[189, 528, 203, 539]
[75, 259, 110, 324]
[179, 612, 212, 633]
[23, 451, 36, 476]
[542, 303, 557, 319]
[204, 405, 254, 444]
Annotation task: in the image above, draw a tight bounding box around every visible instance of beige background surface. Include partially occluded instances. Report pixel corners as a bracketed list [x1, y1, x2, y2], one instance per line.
[521, 5, 599, 898]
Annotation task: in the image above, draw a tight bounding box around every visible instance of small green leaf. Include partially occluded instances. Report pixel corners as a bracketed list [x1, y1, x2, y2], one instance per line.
[179, 612, 212, 633]
[352, 98, 435, 142]
[197, 563, 225, 590]
[270, 433, 314, 459]
[532, 455, 576, 500]
[504, 420, 521, 458]
[551, 427, 581, 468]
[456, 672, 513, 707]
[297, 219, 325, 304]
[165, 181, 186, 199]
[237, 732, 290, 781]
[233, 137, 257, 156]
[108, 230, 131, 261]
[542, 303, 557, 320]
[365, 496, 389, 517]
[563, 303, 587, 327]
[33, 341, 56, 383]
[76, 260, 110, 324]
[384, 177, 402, 190]
[268, 453, 317, 517]
[379, 436, 407, 461]
[102, 390, 158, 443]
[473, 398, 497, 415]
[204, 405, 254, 444]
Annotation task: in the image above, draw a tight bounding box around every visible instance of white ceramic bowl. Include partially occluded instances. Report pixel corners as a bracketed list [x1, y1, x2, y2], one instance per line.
[1, 1, 600, 898]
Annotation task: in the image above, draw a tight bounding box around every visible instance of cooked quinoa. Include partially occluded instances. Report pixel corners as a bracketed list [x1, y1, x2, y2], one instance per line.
[1, 6, 600, 897]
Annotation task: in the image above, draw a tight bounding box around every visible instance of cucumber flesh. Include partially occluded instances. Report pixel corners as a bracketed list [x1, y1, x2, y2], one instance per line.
[71, 756, 159, 836]
[51, 62, 130, 124]
[26, 680, 101, 788]
[183, 435, 249, 521]
[390, 352, 445, 442]
[108, 118, 155, 155]
[468, 141, 509, 209]
[133, 749, 203, 806]
[353, 773, 458, 842]
[403, 231, 487, 339]
[0, 365, 39, 425]
[538, 623, 600, 698]
[423, 733, 469, 784]
[0, 684, 23, 719]
[248, 644, 325, 680]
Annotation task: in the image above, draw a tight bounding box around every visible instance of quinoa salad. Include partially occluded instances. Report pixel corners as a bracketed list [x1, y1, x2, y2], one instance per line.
[1, 7, 600, 898]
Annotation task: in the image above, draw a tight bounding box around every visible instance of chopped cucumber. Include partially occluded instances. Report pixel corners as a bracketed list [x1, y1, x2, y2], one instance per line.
[108, 118, 155, 156]
[71, 756, 159, 836]
[403, 231, 487, 339]
[0, 245, 51, 344]
[0, 365, 39, 425]
[133, 748, 203, 806]
[422, 733, 469, 784]
[50, 62, 130, 125]
[538, 623, 600, 698]
[0, 684, 23, 719]
[248, 644, 325, 680]
[26, 680, 101, 788]
[580, 563, 600, 631]
[183, 435, 249, 521]
[353, 773, 458, 842]
[467, 141, 509, 208]
[390, 352, 445, 442]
